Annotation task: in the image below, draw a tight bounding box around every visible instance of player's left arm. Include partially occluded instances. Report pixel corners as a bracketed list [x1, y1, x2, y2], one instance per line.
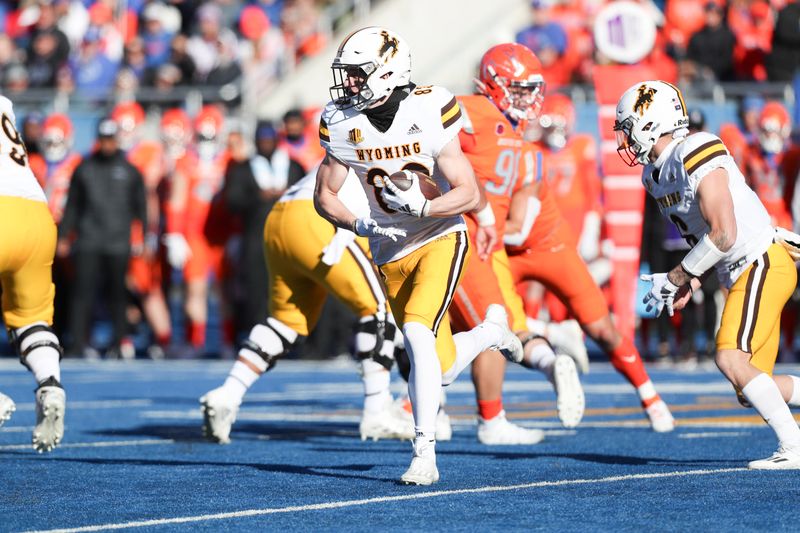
[667, 167, 736, 289]
[428, 136, 481, 216]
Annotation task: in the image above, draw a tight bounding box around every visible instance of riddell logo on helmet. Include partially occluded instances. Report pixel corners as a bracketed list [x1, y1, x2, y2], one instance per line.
[633, 85, 657, 116]
[379, 31, 399, 60]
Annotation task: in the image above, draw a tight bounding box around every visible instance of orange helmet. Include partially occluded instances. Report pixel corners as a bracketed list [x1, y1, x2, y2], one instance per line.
[42, 113, 74, 162]
[538, 93, 575, 149]
[757, 101, 791, 154]
[111, 102, 145, 150]
[194, 105, 225, 160]
[161, 108, 192, 157]
[476, 43, 546, 126]
[194, 105, 225, 141]
[111, 101, 145, 132]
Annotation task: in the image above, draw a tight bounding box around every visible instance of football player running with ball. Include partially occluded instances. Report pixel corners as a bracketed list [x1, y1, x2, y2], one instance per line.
[315, 26, 523, 485]
[616, 80, 800, 468]
[0, 95, 66, 452]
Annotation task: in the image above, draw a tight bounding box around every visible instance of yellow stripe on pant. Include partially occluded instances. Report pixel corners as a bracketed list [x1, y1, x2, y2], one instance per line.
[0, 196, 57, 328]
[717, 243, 797, 374]
[379, 231, 469, 374]
[265, 200, 385, 336]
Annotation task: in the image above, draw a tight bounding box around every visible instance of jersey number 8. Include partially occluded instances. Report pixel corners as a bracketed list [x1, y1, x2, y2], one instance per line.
[1, 114, 28, 168]
[366, 162, 431, 213]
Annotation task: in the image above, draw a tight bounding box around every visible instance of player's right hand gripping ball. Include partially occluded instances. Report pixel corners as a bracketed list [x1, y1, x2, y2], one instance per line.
[381, 170, 441, 217]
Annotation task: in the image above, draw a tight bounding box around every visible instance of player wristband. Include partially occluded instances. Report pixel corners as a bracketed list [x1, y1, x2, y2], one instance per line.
[475, 203, 496, 227]
[681, 234, 726, 277]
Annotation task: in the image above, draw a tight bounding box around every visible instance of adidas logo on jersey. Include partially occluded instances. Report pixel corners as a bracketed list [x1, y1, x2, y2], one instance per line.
[407, 123, 422, 135]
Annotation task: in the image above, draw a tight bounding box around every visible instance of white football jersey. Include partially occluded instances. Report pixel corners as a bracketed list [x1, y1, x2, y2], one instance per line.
[281, 166, 370, 219]
[643, 132, 774, 287]
[319, 85, 466, 265]
[0, 95, 46, 202]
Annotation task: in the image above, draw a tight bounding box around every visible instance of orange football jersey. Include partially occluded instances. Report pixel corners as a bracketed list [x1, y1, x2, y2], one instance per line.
[458, 94, 543, 250]
[542, 133, 602, 238]
[743, 143, 793, 229]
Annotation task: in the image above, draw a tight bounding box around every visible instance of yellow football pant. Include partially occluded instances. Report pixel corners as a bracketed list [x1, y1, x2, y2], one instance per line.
[379, 231, 470, 374]
[717, 243, 796, 374]
[0, 196, 57, 328]
[265, 200, 387, 336]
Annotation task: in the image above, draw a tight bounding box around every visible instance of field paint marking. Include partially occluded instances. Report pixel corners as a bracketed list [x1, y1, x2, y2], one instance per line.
[678, 432, 749, 439]
[29, 467, 747, 533]
[13, 399, 152, 411]
[0, 439, 173, 451]
[0, 425, 34, 433]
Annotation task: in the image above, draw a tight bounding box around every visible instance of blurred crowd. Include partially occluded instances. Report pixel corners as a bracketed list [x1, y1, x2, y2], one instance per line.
[0, 0, 329, 103]
[1, 0, 800, 362]
[515, 0, 800, 89]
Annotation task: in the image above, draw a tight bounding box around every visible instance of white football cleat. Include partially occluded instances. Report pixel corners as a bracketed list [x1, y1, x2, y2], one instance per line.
[33, 378, 66, 453]
[477, 410, 545, 445]
[484, 304, 523, 364]
[200, 386, 240, 444]
[748, 446, 800, 470]
[552, 355, 585, 428]
[392, 397, 452, 441]
[644, 398, 675, 433]
[360, 398, 415, 441]
[548, 320, 589, 374]
[0, 392, 15, 428]
[435, 408, 453, 442]
[400, 439, 439, 485]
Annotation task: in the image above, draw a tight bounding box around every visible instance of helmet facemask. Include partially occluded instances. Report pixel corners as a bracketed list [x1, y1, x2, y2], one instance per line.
[330, 62, 380, 110]
[42, 129, 70, 163]
[613, 116, 648, 167]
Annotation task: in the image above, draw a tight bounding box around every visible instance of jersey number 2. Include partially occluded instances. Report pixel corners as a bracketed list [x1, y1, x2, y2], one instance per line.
[1, 114, 28, 168]
[669, 214, 699, 247]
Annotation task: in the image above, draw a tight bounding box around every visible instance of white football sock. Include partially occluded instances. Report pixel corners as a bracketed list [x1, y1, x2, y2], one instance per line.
[523, 340, 556, 379]
[742, 373, 800, 448]
[637, 380, 658, 403]
[223, 320, 297, 404]
[403, 322, 441, 436]
[360, 359, 391, 414]
[788, 375, 800, 407]
[444, 321, 504, 385]
[15, 323, 61, 384]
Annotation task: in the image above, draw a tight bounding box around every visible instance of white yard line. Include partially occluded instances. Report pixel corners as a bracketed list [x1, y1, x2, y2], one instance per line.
[12, 399, 152, 411]
[0, 439, 173, 451]
[678, 432, 749, 439]
[29, 467, 747, 533]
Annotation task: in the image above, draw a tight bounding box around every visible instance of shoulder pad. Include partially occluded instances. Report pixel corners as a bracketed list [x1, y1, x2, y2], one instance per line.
[679, 132, 729, 176]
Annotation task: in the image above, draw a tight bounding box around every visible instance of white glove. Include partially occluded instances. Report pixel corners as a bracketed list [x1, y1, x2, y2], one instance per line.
[578, 211, 601, 261]
[381, 172, 431, 217]
[163, 232, 192, 269]
[775, 227, 800, 261]
[640, 272, 680, 317]
[321, 227, 357, 266]
[353, 218, 407, 242]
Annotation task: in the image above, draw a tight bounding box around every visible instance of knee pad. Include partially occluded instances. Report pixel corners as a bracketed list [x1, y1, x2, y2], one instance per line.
[9, 323, 63, 370]
[395, 346, 411, 382]
[239, 320, 296, 373]
[520, 333, 553, 351]
[354, 315, 396, 371]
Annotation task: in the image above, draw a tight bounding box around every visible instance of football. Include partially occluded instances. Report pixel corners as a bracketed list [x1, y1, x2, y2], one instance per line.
[387, 170, 442, 200]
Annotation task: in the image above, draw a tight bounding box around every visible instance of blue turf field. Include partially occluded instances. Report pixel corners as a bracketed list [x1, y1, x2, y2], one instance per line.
[1, 359, 799, 532]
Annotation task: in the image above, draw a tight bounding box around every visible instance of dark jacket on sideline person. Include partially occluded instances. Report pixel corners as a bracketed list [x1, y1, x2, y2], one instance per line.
[59, 149, 147, 254]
